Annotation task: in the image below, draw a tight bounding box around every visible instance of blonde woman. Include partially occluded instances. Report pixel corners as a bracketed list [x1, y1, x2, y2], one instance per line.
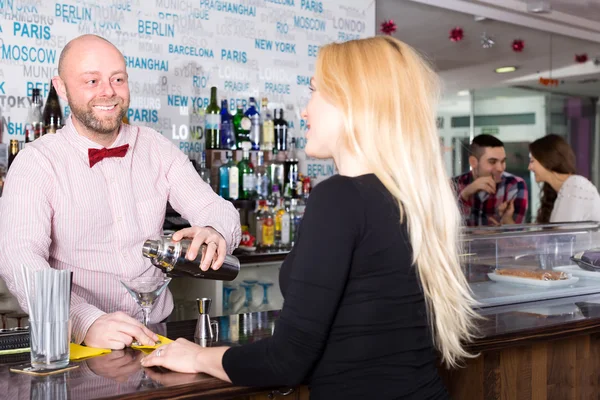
[142, 36, 478, 399]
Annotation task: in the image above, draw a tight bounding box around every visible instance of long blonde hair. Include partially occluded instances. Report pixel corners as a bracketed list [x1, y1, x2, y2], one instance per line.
[316, 36, 478, 368]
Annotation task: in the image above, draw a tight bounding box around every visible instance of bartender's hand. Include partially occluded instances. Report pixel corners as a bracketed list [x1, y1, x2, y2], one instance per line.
[172, 226, 227, 271]
[87, 349, 144, 382]
[460, 176, 496, 201]
[84, 312, 159, 349]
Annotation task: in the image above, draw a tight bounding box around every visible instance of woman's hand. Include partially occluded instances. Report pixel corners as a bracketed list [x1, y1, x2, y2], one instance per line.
[489, 200, 515, 226]
[141, 338, 204, 373]
[172, 226, 227, 271]
[143, 366, 203, 386]
[141, 338, 231, 382]
[499, 200, 515, 225]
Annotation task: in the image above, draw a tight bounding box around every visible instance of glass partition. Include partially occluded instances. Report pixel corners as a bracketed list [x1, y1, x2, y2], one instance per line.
[438, 92, 472, 178]
[461, 222, 600, 308]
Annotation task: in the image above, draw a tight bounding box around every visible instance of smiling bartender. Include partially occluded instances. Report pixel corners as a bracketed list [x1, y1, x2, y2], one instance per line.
[0, 34, 241, 349]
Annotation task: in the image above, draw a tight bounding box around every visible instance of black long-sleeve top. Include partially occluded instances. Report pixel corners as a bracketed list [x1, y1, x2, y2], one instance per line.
[223, 174, 448, 399]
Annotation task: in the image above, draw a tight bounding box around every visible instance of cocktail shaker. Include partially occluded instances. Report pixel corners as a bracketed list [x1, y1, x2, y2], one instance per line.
[142, 235, 240, 281]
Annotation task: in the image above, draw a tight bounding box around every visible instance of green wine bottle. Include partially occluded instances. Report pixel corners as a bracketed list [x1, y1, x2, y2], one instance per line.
[238, 141, 255, 200]
[205, 87, 221, 149]
[232, 100, 250, 148]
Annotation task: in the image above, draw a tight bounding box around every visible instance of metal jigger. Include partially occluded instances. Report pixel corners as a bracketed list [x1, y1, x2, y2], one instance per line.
[194, 298, 218, 347]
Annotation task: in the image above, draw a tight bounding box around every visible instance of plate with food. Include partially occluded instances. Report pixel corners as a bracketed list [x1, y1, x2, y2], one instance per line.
[554, 265, 600, 280]
[488, 268, 579, 287]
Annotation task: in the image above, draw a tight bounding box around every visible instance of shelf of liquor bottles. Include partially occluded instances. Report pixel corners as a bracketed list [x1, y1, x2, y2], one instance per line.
[194, 87, 311, 252]
[204, 145, 306, 198]
[200, 145, 310, 253]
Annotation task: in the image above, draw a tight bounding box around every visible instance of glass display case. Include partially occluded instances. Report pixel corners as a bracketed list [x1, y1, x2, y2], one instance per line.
[462, 221, 600, 308]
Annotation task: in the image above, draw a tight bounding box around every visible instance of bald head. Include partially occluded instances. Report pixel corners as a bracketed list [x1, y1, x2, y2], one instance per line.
[52, 34, 130, 143]
[58, 35, 124, 78]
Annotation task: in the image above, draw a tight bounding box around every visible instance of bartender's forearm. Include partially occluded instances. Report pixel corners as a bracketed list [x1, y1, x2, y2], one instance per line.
[180, 187, 242, 254]
[199, 204, 242, 254]
[70, 300, 106, 344]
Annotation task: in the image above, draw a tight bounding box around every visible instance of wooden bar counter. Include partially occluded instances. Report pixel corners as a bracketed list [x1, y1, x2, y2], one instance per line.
[443, 295, 600, 400]
[2, 294, 600, 399]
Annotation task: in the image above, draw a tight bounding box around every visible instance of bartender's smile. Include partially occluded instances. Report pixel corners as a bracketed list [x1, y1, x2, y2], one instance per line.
[93, 104, 117, 111]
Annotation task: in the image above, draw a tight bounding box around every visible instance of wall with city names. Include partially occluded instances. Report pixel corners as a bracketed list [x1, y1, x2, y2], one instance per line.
[0, 0, 375, 183]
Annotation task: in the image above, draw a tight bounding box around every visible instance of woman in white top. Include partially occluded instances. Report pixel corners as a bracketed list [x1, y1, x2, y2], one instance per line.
[528, 134, 600, 223]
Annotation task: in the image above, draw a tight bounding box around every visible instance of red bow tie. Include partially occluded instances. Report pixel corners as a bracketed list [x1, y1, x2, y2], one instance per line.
[88, 144, 129, 168]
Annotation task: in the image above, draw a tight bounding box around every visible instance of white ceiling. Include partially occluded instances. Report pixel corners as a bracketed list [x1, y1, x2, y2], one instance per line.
[376, 0, 600, 98]
[516, 0, 600, 22]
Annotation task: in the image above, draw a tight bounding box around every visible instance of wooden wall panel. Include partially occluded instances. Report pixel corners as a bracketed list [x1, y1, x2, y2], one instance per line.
[531, 342, 548, 400]
[440, 333, 600, 400]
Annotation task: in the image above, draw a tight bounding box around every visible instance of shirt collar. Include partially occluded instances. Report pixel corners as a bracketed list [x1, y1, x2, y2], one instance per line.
[58, 115, 136, 156]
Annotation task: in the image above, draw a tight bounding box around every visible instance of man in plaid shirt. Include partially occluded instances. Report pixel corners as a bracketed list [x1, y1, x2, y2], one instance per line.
[452, 134, 528, 226]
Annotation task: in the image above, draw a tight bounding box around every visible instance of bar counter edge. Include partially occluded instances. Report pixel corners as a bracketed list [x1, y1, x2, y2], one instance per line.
[3, 293, 600, 399]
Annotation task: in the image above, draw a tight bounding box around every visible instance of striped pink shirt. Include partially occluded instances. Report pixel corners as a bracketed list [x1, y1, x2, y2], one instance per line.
[0, 117, 241, 344]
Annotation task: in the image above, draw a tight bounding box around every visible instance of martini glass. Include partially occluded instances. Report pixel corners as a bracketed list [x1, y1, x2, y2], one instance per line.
[222, 285, 238, 315]
[120, 276, 172, 346]
[256, 282, 274, 312]
[236, 280, 258, 314]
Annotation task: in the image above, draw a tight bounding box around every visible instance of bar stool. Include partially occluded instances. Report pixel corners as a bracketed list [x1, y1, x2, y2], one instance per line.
[0, 310, 9, 330]
[7, 312, 28, 329]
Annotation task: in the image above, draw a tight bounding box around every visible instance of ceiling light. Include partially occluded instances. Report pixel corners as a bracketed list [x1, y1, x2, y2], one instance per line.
[495, 66, 517, 73]
[526, 1, 551, 14]
[457, 90, 470, 96]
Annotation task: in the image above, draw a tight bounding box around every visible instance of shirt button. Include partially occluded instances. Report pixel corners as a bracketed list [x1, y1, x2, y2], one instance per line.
[116, 216, 123, 222]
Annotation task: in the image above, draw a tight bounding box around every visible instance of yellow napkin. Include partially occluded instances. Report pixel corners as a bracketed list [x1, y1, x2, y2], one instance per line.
[131, 335, 173, 350]
[69, 343, 111, 361]
[68, 335, 173, 360]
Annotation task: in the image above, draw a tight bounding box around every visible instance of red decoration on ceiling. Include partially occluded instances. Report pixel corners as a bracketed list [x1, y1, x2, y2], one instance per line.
[380, 20, 397, 35]
[575, 53, 589, 63]
[449, 27, 464, 42]
[539, 77, 559, 87]
[512, 39, 525, 52]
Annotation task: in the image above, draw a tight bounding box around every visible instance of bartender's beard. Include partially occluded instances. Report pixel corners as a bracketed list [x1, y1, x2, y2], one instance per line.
[67, 93, 129, 135]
